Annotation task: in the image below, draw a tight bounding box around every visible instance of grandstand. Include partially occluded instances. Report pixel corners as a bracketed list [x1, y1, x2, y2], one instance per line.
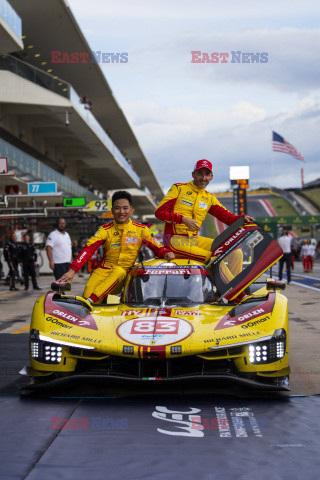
[300, 178, 320, 211]
[0, 0, 162, 226]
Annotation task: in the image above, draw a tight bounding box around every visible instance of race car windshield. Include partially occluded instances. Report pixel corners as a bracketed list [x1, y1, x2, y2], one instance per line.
[125, 273, 215, 306]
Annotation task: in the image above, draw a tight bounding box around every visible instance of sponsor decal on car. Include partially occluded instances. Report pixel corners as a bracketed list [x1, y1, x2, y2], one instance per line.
[215, 296, 274, 331]
[121, 309, 149, 317]
[116, 316, 193, 346]
[142, 269, 193, 275]
[121, 308, 172, 317]
[44, 294, 98, 330]
[204, 335, 238, 344]
[46, 316, 72, 329]
[213, 228, 245, 256]
[241, 315, 270, 329]
[174, 310, 200, 317]
[51, 331, 101, 343]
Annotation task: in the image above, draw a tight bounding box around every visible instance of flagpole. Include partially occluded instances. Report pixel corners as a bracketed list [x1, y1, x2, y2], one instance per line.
[271, 130, 274, 188]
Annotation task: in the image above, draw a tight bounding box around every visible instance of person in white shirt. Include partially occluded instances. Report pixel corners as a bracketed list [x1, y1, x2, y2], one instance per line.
[277, 230, 292, 284]
[46, 218, 72, 280]
[310, 244, 316, 272]
[307, 241, 316, 272]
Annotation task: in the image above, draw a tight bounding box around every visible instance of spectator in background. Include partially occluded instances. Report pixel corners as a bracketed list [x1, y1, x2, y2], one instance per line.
[300, 240, 310, 273]
[308, 240, 316, 272]
[80, 95, 93, 111]
[19, 233, 41, 291]
[278, 230, 292, 284]
[3, 232, 20, 290]
[72, 239, 80, 260]
[46, 218, 72, 280]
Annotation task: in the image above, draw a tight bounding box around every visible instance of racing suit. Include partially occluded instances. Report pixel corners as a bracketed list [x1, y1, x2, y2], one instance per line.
[155, 181, 245, 279]
[70, 219, 169, 303]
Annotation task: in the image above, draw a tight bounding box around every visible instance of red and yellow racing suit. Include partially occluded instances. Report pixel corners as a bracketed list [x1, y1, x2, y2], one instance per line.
[70, 219, 169, 303]
[155, 181, 245, 278]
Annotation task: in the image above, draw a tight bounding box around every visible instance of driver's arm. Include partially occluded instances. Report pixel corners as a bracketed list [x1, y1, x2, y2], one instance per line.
[208, 196, 249, 226]
[67, 227, 106, 276]
[155, 184, 184, 225]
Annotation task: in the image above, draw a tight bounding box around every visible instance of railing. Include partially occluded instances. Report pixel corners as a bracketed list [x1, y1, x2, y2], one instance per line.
[0, 55, 70, 98]
[0, 137, 97, 201]
[0, 0, 22, 39]
[0, 54, 140, 185]
[70, 88, 140, 185]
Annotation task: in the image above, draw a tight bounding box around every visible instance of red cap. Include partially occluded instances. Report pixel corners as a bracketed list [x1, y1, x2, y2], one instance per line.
[193, 159, 212, 172]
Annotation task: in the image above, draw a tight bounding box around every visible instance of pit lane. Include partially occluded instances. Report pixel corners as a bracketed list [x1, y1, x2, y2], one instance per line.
[0, 265, 320, 479]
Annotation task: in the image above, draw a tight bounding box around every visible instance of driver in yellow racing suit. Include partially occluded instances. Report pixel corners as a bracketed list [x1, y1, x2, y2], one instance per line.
[155, 159, 254, 281]
[58, 191, 174, 303]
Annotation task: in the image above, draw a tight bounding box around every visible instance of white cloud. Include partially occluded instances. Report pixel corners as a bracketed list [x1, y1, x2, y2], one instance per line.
[67, 0, 320, 193]
[125, 97, 320, 191]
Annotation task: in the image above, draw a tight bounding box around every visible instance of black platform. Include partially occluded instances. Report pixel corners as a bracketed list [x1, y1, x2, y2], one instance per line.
[1, 335, 320, 480]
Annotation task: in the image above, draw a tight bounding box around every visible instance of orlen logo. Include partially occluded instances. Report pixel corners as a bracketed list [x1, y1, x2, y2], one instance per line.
[77, 252, 87, 263]
[213, 228, 245, 256]
[53, 309, 78, 323]
[215, 307, 267, 330]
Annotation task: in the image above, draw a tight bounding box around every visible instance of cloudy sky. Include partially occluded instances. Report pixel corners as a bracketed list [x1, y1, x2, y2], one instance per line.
[68, 0, 320, 193]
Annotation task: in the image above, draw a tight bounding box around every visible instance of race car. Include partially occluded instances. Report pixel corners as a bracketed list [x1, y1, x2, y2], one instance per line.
[21, 219, 290, 391]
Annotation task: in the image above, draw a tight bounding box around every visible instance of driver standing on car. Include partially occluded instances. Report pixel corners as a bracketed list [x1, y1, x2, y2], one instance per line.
[155, 159, 254, 277]
[58, 191, 175, 303]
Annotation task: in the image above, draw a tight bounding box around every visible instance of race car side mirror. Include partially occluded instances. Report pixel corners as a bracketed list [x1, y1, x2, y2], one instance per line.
[51, 281, 71, 294]
[266, 279, 286, 291]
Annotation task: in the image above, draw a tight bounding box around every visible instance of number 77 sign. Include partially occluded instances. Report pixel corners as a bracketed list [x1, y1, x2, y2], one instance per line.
[28, 182, 57, 194]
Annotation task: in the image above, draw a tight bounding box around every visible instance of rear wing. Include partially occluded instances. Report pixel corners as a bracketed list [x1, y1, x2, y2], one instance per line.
[208, 218, 283, 302]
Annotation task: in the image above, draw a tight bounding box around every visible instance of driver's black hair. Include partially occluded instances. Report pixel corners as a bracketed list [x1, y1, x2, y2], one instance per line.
[112, 190, 132, 206]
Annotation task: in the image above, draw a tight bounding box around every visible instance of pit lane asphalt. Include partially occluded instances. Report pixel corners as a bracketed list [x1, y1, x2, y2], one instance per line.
[0, 264, 320, 479]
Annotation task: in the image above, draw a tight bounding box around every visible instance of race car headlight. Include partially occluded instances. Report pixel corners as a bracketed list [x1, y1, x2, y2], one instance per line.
[30, 329, 63, 364]
[248, 329, 286, 365]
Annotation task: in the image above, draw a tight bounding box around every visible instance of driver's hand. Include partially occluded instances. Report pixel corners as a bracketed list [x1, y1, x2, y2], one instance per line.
[164, 252, 175, 261]
[57, 269, 76, 283]
[244, 215, 255, 223]
[49, 260, 55, 270]
[182, 217, 200, 232]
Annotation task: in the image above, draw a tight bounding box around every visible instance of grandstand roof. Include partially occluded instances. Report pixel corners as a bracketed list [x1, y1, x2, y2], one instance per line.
[10, 0, 163, 201]
[303, 178, 320, 189]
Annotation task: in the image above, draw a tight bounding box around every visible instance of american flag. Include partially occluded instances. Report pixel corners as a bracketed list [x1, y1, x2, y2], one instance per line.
[272, 131, 305, 162]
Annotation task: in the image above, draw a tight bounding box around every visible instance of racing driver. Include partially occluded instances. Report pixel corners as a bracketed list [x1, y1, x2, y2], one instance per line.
[58, 191, 175, 303]
[155, 159, 254, 278]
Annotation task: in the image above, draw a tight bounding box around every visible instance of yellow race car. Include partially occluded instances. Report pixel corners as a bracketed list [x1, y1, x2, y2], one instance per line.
[21, 220, 290, 391]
